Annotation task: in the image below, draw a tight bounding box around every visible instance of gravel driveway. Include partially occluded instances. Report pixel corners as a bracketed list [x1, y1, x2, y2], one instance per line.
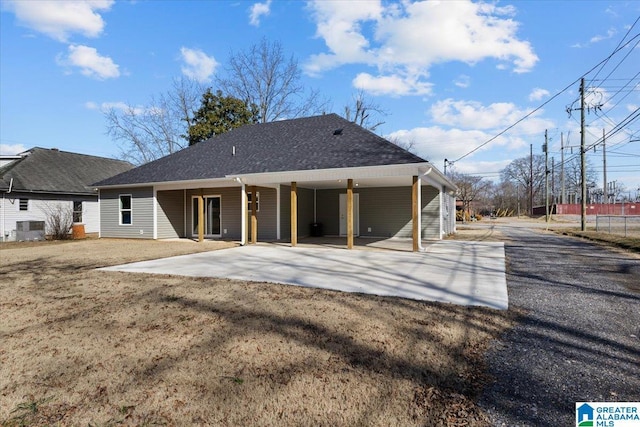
[479, 224, 640, 426]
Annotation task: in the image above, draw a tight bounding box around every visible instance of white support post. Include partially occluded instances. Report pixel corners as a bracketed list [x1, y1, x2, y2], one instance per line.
[241, 184, 247, 245]
[417, 177, 423, 251]
[153, 186, 158, 240]
[276, 184, 281, 240]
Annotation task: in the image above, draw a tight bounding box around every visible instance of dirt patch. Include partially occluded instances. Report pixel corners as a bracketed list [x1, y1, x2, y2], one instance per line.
[1, 238, 513, 426]
[447, 225, 508, 242]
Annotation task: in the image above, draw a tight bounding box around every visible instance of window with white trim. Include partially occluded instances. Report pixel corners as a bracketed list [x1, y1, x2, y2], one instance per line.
[73, 201, 83, 223]
[119, 195, 132, 225]
[19, 198, 28, 211]
[247, 192, 260, 212]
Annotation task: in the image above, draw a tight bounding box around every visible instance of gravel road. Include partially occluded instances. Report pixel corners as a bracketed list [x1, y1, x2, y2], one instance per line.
[478, 223, 640, 426]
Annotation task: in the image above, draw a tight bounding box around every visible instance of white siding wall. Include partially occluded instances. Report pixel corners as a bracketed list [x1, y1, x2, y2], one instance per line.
[1, 193, 98, 241]
[83, 200, 100, 233]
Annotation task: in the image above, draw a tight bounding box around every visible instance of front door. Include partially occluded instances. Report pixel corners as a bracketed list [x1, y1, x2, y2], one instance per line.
[192, 196, 221, 237]
[339, 193, 359, 236]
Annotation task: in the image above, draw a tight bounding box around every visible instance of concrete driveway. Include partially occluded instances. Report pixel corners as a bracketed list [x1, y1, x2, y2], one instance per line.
[100, 241, 508, 309]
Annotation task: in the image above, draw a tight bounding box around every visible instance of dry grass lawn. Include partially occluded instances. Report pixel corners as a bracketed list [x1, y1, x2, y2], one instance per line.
[1, 238, 512, 426]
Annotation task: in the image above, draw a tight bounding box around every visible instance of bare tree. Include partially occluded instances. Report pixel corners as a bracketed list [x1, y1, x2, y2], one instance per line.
[386, 135, 417, 154]
[449, 171, 492, 222]
[343, 90, 387, 132]
[218, 38, 327, 123]
[104, 77, 204, 165]
[43, 203, 73, 240]
[562, 156, 597, 203]
[501, 154, 546, 213]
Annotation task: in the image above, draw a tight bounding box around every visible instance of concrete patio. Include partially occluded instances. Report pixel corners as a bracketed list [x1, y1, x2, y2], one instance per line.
[100, 239, 508, 310]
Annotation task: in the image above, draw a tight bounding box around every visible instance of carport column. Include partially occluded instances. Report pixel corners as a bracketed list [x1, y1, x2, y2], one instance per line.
[412, 176, 419, 252]
[290, 182, 297, 246]
[152, 186, 158, 240]
[250, 185, 257, 244]
[439, 185, 444, 238]
[240, 184, 247, 245]
[198, 189, 204, 242]
[347, 179, 354, 249]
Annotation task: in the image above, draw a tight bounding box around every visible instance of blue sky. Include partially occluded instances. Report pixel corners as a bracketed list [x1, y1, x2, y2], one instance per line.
[1, 0, 639, 195]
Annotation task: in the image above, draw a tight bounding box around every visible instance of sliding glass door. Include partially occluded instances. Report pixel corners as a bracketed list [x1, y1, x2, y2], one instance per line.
[192, 196, 221, 237]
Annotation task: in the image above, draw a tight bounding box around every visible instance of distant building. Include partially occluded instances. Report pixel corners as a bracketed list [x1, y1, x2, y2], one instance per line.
[0, 147, 132, 241]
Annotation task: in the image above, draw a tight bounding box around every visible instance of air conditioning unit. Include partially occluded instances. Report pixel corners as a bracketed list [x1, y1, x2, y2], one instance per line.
[16, 221, 46, 241]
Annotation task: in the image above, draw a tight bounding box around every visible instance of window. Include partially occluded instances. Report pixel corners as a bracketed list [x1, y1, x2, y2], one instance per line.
[119, 195, 132, 225]
[73, 201, 83, 223]
[19, 198, 28, 211]
[247, 192, 260, 212]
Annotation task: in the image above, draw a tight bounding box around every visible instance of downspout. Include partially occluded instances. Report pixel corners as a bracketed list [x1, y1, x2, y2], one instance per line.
[2, 178, 13, 242]
[418, 168, 433, 251]
[1, 193, 4, 242]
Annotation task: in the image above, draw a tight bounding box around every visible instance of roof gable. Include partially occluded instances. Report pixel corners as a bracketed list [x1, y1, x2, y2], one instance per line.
[97, 114, 427, 186]
[0, 148, 133, 194]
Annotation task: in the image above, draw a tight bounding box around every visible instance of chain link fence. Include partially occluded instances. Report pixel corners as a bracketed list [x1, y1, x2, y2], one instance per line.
[595, 215, 640, 238]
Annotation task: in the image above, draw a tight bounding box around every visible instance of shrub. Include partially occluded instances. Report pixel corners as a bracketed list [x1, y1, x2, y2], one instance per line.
[44, 204, 73, 240]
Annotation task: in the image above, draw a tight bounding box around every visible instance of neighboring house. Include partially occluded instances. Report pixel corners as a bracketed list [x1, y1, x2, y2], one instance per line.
[95, 114, 457, 251]
[0, 147, 133, 241]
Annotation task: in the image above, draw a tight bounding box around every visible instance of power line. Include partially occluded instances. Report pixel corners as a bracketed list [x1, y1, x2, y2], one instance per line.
[452, 31, 640, 163]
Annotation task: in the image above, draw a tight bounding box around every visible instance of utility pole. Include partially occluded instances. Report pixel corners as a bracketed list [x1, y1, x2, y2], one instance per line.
[602, 129, 607, 206]
[544, 130, 549, 223]
[551, 157, 555, 204]
[580, 77, 587, 231]
[560, 132, 565, 204]
[444, 159, 448, 176]
[530, 143, 534, 217]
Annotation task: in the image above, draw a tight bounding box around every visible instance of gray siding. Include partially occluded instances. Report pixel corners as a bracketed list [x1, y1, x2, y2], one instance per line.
[316, 185, 442, 239]
[100, 187, 154, 238]
[316, 189, 341, 236]
[246, 187, 278, 241]
[157, 190, 184, 239]
[421, 186, 440, 239]
[298, 187, 314, 238]
[186, 187, 241, 239]
[280, 185, 314, 240]
[280, 185, 290, 240]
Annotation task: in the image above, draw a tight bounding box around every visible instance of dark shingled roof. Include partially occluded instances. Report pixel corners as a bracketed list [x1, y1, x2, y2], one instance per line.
[0, 147, 133, 195]
[96, 114, 427, 187]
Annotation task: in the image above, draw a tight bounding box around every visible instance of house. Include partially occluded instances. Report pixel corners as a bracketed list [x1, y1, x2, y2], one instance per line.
[0, 147, 133, 241]
[95, 114, 456, 251]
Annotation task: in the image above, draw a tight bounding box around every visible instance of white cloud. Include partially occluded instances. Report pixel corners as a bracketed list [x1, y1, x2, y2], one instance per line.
[85, 101, 144, 114]
[249, 0, 271, 26]
[590, 28, 617, 44]
[57, 44, 120, 79]
[387, 126, 493, 164]
[179, 47, 218, 83]
[454, 75, 471, 88]
[529, 88, 550, 101]
[305, 0, 538, 95]
[0, 143, 27, 155]
[386, 98, 556, 166]
[429, 98, 553, 134]
[353, 72, 432, 96]
[573, 27, 617, 48]
[4, 0, 114, 42]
